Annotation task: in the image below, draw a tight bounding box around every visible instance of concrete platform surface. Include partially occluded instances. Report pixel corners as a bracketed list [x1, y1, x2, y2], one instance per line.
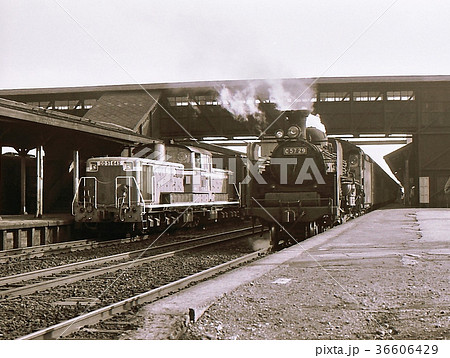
[0, 214, 73, 229]
[124, 208, 450, 340]
[0, 214, 74, 250]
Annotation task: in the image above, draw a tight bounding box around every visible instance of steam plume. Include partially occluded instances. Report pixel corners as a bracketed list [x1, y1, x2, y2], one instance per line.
[217, 79, 321, 133]
[266, 79, 315, 112]
[218, 84, 261, 120]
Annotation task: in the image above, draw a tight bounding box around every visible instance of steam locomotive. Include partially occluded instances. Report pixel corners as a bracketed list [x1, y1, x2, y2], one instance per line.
[241, 110, 400, 249]
[72, 144, 240, 236]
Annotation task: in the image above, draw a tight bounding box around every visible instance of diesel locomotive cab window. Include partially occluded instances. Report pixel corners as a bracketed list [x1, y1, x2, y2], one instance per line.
[194, 153, 201, 168]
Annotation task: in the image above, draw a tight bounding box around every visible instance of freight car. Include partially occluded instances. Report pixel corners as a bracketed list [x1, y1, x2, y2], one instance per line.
[72, 144, 240, 236]
[241, 110, 400, 249]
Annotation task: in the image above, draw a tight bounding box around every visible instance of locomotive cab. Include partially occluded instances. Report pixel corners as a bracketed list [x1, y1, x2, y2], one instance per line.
[73, 157, 184, 228]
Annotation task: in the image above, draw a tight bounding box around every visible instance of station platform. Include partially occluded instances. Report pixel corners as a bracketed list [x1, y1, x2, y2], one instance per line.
[124, 207, 450, 340]
[0, 214, 74, 251]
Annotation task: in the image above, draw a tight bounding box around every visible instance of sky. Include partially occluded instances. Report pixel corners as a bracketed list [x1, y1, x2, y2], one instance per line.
[2, 0, 450, 178]
[2, 0, 450, 89]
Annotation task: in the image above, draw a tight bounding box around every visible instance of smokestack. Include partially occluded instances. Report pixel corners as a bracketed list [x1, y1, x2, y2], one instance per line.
[283, 110, 309, 140]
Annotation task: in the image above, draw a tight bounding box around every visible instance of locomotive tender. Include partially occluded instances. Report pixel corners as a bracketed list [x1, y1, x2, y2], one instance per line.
[242, 110, 400, 249]
[73, 144, 239, 235]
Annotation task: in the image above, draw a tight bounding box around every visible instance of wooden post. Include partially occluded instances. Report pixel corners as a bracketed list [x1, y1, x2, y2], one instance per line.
[0, 230, 6, 250]
[55, 226, 61, 243]
[27, 228, 34, 247]
[40, 227, 46, 245]
[12, 230, 20, 249]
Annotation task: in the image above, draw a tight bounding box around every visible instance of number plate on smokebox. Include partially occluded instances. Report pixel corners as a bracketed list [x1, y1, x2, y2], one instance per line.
[283, 147, 307, 155]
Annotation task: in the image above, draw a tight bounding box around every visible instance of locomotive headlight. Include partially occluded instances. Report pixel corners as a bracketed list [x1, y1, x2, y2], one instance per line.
[287, 125, 301, 138]
[275, 129, 284, 139]
[349, 154, 359, 166]
[123, 161, 133, 171]
[87, 162, 98, 172]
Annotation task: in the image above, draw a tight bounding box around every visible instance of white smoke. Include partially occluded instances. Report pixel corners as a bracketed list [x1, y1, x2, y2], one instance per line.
[306, 114, 326, 133]
[217, 79, 322, 133]
[218, 79, 316, 117]
[266, 79, 315, 111]
[218, 84, 261, 120]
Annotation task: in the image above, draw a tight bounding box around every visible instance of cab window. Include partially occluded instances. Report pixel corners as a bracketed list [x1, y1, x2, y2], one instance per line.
[194, 153, 201, 168]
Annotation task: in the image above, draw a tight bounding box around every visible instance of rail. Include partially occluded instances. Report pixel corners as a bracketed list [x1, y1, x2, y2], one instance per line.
[0, 225, 257, 262]
[18, 248, 266, 340]
[0, 226, 263, 298]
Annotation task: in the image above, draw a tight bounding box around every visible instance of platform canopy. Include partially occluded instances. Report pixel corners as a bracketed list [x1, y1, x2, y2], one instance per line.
[0, 98, 160, 215]
[0, 97, 159, 151]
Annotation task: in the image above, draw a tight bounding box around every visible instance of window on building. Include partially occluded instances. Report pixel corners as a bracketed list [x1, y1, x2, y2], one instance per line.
[353, 91, 383, 101]
[68, 100, 82, 109]
[319, 92, 350, 102]
[168, 96, 190, 106]
[83, 99, 97, 109]
[194, 95, 219, 106]
[386, 90, 415, 101]
[195, 96, 206, 105]
[54, 100, 69, 110]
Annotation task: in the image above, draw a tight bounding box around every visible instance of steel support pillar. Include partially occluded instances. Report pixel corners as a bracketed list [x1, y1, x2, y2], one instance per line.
[73, 150, 79, 198]
[404, 158, 410, 206]
[0, 145, 2, 216]
[36, 146, 44, 218]
[18, 149, 29, 215]
[21, 154, 26, 214]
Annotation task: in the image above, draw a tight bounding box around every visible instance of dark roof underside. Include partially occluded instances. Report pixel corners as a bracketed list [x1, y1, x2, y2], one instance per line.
[0, 98, 157, 147]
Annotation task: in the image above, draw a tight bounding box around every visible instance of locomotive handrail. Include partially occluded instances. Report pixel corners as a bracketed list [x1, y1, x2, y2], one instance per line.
[114, 176, 146, 211]
[151, 176, 156, 202]
[233, 183, 240, 200]
[71, 177, 98, 215]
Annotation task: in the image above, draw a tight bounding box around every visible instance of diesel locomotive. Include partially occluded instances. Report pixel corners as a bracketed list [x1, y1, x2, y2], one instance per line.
[72, 144, 240, 236]
[241, 110, 400, 249]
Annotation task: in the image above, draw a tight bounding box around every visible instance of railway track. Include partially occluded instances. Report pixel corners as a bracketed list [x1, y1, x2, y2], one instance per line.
[18, 249, 266, 340]
[0, 226, 268, 339]
[0, 226, 262, 299]
[0, 223, 261, 278]
[0, 236, 146, 263]
[0, 221, 257, 264]
[0, 235, 206, 265]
